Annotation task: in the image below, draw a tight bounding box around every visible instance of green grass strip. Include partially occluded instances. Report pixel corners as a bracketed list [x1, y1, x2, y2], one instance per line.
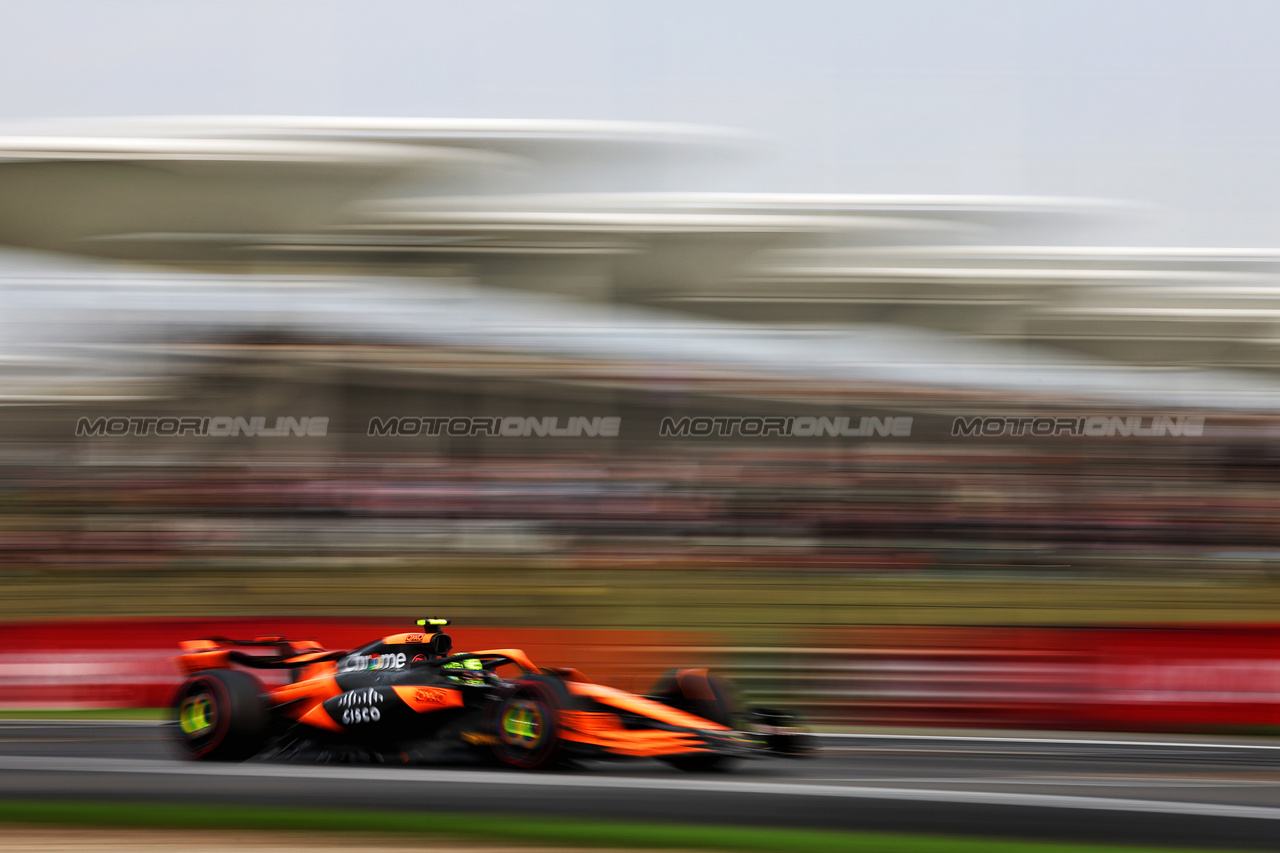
[0, 800, 1231, 853]
[0, 708, 165, 720]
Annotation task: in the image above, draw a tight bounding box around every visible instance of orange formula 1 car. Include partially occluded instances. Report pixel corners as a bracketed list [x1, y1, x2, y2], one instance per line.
[171, 619, 809, 770]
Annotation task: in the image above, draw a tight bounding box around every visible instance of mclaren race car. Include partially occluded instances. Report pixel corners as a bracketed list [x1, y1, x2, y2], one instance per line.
[171, 619, 808, 770]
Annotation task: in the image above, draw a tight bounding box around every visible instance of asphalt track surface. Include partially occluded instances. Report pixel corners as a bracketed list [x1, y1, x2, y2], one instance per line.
[2, 723, 1280, 849]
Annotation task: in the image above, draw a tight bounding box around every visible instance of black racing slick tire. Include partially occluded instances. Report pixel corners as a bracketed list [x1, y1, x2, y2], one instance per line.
[171, 670, 268, 762]
[650, 669, 736, 772]
[488, 674, 568, 770]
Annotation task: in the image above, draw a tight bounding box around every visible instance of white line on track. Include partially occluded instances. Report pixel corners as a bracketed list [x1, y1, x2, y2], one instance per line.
[821, 732, 1280, 751]
[821, 777, 1280, 788]
[5, 722, 1280, 751]
[3, 755, 1280, 823]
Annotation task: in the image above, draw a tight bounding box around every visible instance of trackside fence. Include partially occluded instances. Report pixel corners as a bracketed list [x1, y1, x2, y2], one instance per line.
[2, 620, 1279, 732]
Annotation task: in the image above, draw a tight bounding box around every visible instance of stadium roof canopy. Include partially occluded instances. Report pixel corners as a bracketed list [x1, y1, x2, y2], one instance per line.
[1, 117, 1279, 404]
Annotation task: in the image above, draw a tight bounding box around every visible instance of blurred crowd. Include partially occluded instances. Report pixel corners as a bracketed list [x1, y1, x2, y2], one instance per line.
[1, 436, 1277, 579]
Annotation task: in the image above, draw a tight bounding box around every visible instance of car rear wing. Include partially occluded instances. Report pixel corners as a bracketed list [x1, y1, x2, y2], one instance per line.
[175, 636, 342, 675]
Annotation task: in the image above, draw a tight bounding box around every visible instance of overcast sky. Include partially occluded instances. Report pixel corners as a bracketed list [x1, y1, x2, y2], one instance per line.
[3, 0, 1280, 246]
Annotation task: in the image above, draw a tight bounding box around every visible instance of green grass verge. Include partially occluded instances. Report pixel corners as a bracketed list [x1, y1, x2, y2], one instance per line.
[0, 708, 164, 720]
[0, 800, 1231, 853]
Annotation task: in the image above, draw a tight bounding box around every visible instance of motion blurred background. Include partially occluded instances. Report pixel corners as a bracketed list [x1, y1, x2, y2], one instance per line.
[3, 0, 1280, 731]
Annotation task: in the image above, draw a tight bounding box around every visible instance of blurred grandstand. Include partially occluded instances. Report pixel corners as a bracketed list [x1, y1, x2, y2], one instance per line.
[0, 116, 1278, 632]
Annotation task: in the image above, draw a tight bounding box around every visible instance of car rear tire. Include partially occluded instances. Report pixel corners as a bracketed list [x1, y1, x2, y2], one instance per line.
[488, 674, 568, 770]
[171, 670, 268, 762]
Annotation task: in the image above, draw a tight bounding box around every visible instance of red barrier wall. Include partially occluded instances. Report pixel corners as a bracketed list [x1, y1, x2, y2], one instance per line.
[801, 625, 1280, 731]
[4, 620, 1280, 732]
[0, 618, 712, 710]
